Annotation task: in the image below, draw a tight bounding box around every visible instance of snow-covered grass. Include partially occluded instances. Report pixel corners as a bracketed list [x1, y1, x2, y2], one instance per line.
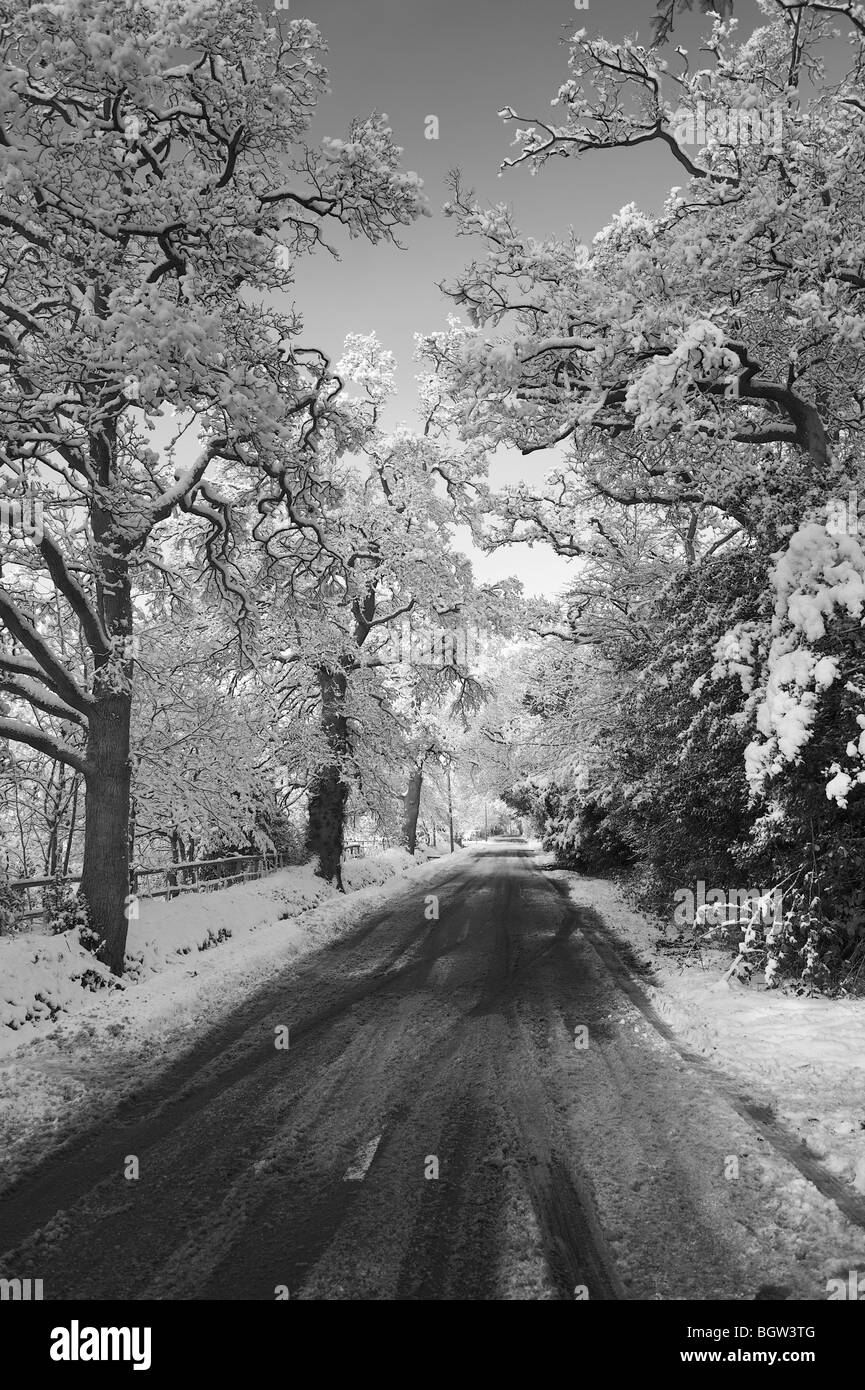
[562, 869, 865, 1201]
[0, 846, 467, 1193]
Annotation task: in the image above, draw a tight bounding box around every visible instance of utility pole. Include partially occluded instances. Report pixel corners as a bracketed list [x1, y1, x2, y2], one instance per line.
[484, 801, 488, 840]
[447, 758, 454, 853]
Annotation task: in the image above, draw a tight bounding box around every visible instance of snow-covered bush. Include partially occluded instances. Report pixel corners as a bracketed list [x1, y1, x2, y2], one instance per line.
[706, 523, 865, 988]
[43, 876, 89, 937]
[711, 524, 865, 808]
[522, 540, 864, 991]
[0, 873, 23, 937]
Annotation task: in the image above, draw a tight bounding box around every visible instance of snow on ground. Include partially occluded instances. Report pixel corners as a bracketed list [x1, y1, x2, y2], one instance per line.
[6, 841, 863, 1261]
[0, 847, 467, 1195]
[562, 869, 865, 1204]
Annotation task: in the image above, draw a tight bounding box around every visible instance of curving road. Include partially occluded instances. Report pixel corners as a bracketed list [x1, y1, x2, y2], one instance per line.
[0, 842, 858, 1300]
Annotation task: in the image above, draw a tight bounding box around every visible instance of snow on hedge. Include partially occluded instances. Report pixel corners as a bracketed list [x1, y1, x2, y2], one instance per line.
[708, 522, 865, 805]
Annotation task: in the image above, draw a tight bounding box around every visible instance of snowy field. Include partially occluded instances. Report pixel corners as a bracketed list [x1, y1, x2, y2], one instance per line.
[0, 847, 467, 1195]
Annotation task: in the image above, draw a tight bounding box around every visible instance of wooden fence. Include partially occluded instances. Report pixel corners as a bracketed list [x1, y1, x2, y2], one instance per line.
[8, 850, 296, 932]
[7, 838, 380, 933]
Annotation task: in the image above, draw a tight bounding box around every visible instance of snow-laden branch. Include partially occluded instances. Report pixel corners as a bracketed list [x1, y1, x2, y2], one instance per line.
[0, 588, 91, 714]
[38, 531, 110, 657]
[148, 438, 230, 528]
[0, 675, 86, 726]
[0, 716, 88, 774]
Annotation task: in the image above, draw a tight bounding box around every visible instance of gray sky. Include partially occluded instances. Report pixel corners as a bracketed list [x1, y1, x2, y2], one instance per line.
[276, 0, 752, 595]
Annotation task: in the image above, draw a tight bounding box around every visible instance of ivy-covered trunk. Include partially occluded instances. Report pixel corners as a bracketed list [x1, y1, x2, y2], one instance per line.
[401, 765, 423, 854]
[306, 665, 349, 889]
[80, 693, 132, 976]
[79, 451, 135, 976]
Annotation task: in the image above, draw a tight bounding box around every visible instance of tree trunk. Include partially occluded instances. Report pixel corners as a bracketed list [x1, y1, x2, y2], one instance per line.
[81, 413, 136, 977]
[306, 666, 349, 889]
[62, 775, 80, 876]
[45, 762, 61, 876]
[306, 763, 348, 888]
[80, 694, 132, 976]
[128, 789, 137, 868]
[402, 765, 423, 854]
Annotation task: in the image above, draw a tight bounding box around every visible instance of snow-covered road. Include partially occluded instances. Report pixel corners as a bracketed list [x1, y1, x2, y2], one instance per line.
[0, 842, 862, 1299]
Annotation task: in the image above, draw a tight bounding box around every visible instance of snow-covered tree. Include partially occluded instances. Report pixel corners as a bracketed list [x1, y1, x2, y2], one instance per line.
[424, 3, 865, 475]
[415, 0, 865, 986]
[0, 0, 426, 971]
[257, 333, 493, 882]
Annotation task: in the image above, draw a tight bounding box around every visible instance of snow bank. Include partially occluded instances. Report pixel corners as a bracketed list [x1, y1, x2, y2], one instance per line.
[0, 845, 467, 1194]
[0, 934, 107, 1031]
[563, 870, 865, 1199]
[0, 848, 442, 1043]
